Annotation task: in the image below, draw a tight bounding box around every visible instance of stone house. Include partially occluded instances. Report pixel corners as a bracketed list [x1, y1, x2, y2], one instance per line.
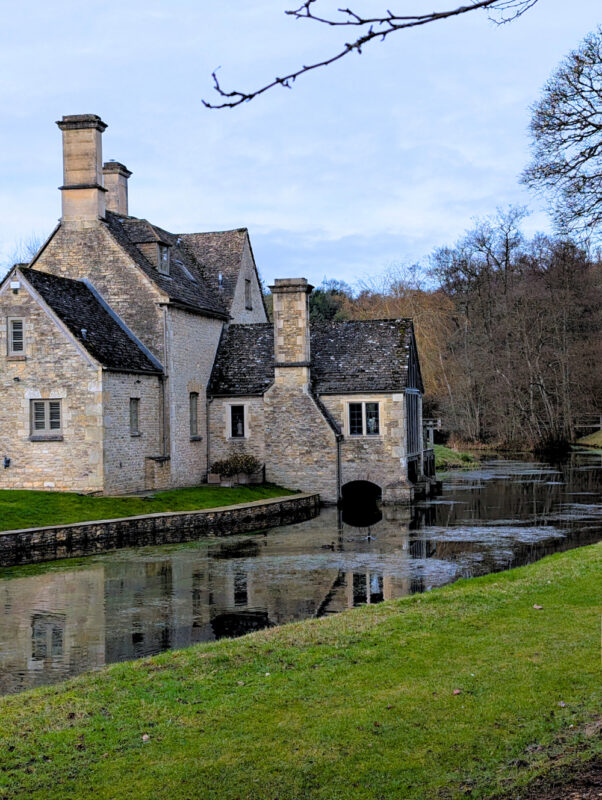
[0, 114, 431, 503]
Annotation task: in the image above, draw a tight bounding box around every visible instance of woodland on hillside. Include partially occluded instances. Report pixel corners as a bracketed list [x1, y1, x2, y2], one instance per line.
[292, 208, 602, 452]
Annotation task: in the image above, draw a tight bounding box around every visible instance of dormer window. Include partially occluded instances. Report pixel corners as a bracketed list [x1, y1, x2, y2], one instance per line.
[158, 244, 170, 275]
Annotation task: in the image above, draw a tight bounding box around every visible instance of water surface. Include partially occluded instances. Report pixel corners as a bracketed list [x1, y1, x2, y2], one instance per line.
[1, 451, 601, 695]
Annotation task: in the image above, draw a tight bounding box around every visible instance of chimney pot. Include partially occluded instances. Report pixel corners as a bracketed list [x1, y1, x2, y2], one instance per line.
[103, 161, 132, 215]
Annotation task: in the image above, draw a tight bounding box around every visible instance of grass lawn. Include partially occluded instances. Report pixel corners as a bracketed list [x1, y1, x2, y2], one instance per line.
[0, 484, 296, 532]
[434, 443, 478, 469]
[0, 543, 600, 799]
[576, 430, 602, 448]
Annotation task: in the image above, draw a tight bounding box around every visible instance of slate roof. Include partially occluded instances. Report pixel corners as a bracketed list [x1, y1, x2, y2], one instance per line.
[104, 212, 250, 319]
[209, 323, 274, 396]
[21, 268, 162, 374]
[208, 319, 419, 396]
[180, 229, 248, 308]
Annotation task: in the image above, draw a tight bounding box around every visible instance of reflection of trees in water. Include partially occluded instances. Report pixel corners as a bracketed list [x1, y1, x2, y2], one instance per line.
[2, 454, 600, 697]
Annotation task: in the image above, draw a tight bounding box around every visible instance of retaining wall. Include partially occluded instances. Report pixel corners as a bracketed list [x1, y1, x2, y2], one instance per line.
[0, 493, 320, 568]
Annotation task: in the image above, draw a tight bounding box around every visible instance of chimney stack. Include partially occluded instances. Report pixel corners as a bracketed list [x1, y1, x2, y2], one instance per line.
[56, 114, 108, 224]
[103, 161, 132, 216]
[270, 278, 314, 386]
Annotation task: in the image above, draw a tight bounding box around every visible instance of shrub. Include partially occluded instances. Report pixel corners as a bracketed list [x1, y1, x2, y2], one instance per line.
[211, 454, 262, 477]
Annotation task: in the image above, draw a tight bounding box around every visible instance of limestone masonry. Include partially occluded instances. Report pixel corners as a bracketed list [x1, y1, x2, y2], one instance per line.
[0, 114, 433, 503]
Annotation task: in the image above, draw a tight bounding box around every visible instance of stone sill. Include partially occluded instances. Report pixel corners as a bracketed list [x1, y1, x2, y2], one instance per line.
[130, 432, 142, 438]
[7, 355, 26, 362]
[29, 435, 64, 442]
[190, 436, 203, 442]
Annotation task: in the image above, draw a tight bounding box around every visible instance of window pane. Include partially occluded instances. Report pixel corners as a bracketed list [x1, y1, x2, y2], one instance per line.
[349, 403, 363, 435]
[49, 401, 61, 430]
[231, 405, 245, 438]
[130, 398, 140, 434]
[366, 403, 379, 435]
[189, 392, 198, 436]
[158, 245, 170, 275]
[10, 320, 24, 353]
[33, 401, 46, 430]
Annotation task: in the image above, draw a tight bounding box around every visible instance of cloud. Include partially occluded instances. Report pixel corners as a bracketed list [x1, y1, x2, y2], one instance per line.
[0, 0, 599, 284]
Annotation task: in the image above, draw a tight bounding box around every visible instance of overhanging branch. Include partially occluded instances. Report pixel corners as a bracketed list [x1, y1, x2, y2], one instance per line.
[203, 0, 538, 109]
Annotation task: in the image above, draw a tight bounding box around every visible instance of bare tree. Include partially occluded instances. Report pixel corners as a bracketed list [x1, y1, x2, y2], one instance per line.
[0, 234, 45, 279]
[204, 0, 538, 108]
[522, 27, 602, 241]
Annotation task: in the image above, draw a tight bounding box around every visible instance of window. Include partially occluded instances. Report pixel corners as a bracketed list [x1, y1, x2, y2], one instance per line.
[366, 402, 380, 435]
[129, 398, 140, 436]
[30, 399, 61, 436]
[189, 392, 199, 438]
[349, 403, 363, 436]
[348, 402, 380, 436]
[244, 278, 252, 310]
[8, 318, 25, 356]
[158, 244, 170, 275]
[230, 405, 245, 438]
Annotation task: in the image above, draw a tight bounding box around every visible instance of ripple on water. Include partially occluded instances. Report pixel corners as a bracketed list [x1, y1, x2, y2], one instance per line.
[418, 525, 568, 544]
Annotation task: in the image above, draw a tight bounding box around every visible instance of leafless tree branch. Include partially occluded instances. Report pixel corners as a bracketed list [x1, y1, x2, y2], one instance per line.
[203, 0, 538, 109]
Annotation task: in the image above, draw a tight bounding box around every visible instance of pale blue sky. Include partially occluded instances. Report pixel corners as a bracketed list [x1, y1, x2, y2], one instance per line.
[0, 1, 600, 286]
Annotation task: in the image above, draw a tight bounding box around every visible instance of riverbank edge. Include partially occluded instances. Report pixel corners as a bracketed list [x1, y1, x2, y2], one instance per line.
[0, 542, 600, 800]
[0, 492, 320, 568]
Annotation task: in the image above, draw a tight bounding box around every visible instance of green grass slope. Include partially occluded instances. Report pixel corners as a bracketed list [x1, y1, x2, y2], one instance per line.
[434, 443, 477, 469]
[0, 543, 600, 800]
[576, 430, 602, 448]
[0, 484, 296, 532]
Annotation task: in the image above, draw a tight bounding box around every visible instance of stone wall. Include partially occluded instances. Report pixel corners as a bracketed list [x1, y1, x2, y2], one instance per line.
[0, 493, 320, 567]
[102, 372, 164, 495]
[321, 393, 412, 503]
[0, 282, 104, 493]
[228, 237, 268, 324]
[264, 376, 339, 502]
[208, 396, 266, 469]
[33, 222, 168, 363]
[166, 308, 223, 486]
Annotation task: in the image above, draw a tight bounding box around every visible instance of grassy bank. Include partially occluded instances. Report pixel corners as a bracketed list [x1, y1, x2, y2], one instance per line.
[434, 442, 478, 469]
[576, 430, 602, 448]
[0, 543, 600, 800]
[0, 484, 296, 532]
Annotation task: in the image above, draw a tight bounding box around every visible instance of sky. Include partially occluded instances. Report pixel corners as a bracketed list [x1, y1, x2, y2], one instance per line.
[0, 0, 600, 288]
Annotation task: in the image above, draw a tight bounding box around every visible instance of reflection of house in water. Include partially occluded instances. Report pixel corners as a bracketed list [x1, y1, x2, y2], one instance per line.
[1, 507, 439, 694]
[0, 569, 105, 695]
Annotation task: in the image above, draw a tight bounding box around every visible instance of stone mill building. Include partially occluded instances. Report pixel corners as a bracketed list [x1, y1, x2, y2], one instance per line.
[0, 114, 432, 504]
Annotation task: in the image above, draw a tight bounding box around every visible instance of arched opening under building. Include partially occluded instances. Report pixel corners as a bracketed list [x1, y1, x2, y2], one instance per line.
[340, 480, 383, 527]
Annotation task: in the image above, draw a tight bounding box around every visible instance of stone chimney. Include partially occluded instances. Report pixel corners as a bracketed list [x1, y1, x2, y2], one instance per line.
[56, 114, 108, 223]
[270, 278, 314, 386]
[103, 161, 132, 215]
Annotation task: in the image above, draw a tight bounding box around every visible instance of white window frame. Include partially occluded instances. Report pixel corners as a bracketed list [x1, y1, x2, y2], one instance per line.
[227, 402, 248, 440]
[7, 317, 25, 356]
[347, 401, 381, 437]
[30, 399, 62, 438]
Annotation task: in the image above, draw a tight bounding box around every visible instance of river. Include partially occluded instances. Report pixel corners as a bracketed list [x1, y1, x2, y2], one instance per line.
[1, 450, 600, 696]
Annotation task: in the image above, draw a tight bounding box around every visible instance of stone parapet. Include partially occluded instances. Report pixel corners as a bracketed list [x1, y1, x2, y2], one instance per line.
[0, 493, 320, 567]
